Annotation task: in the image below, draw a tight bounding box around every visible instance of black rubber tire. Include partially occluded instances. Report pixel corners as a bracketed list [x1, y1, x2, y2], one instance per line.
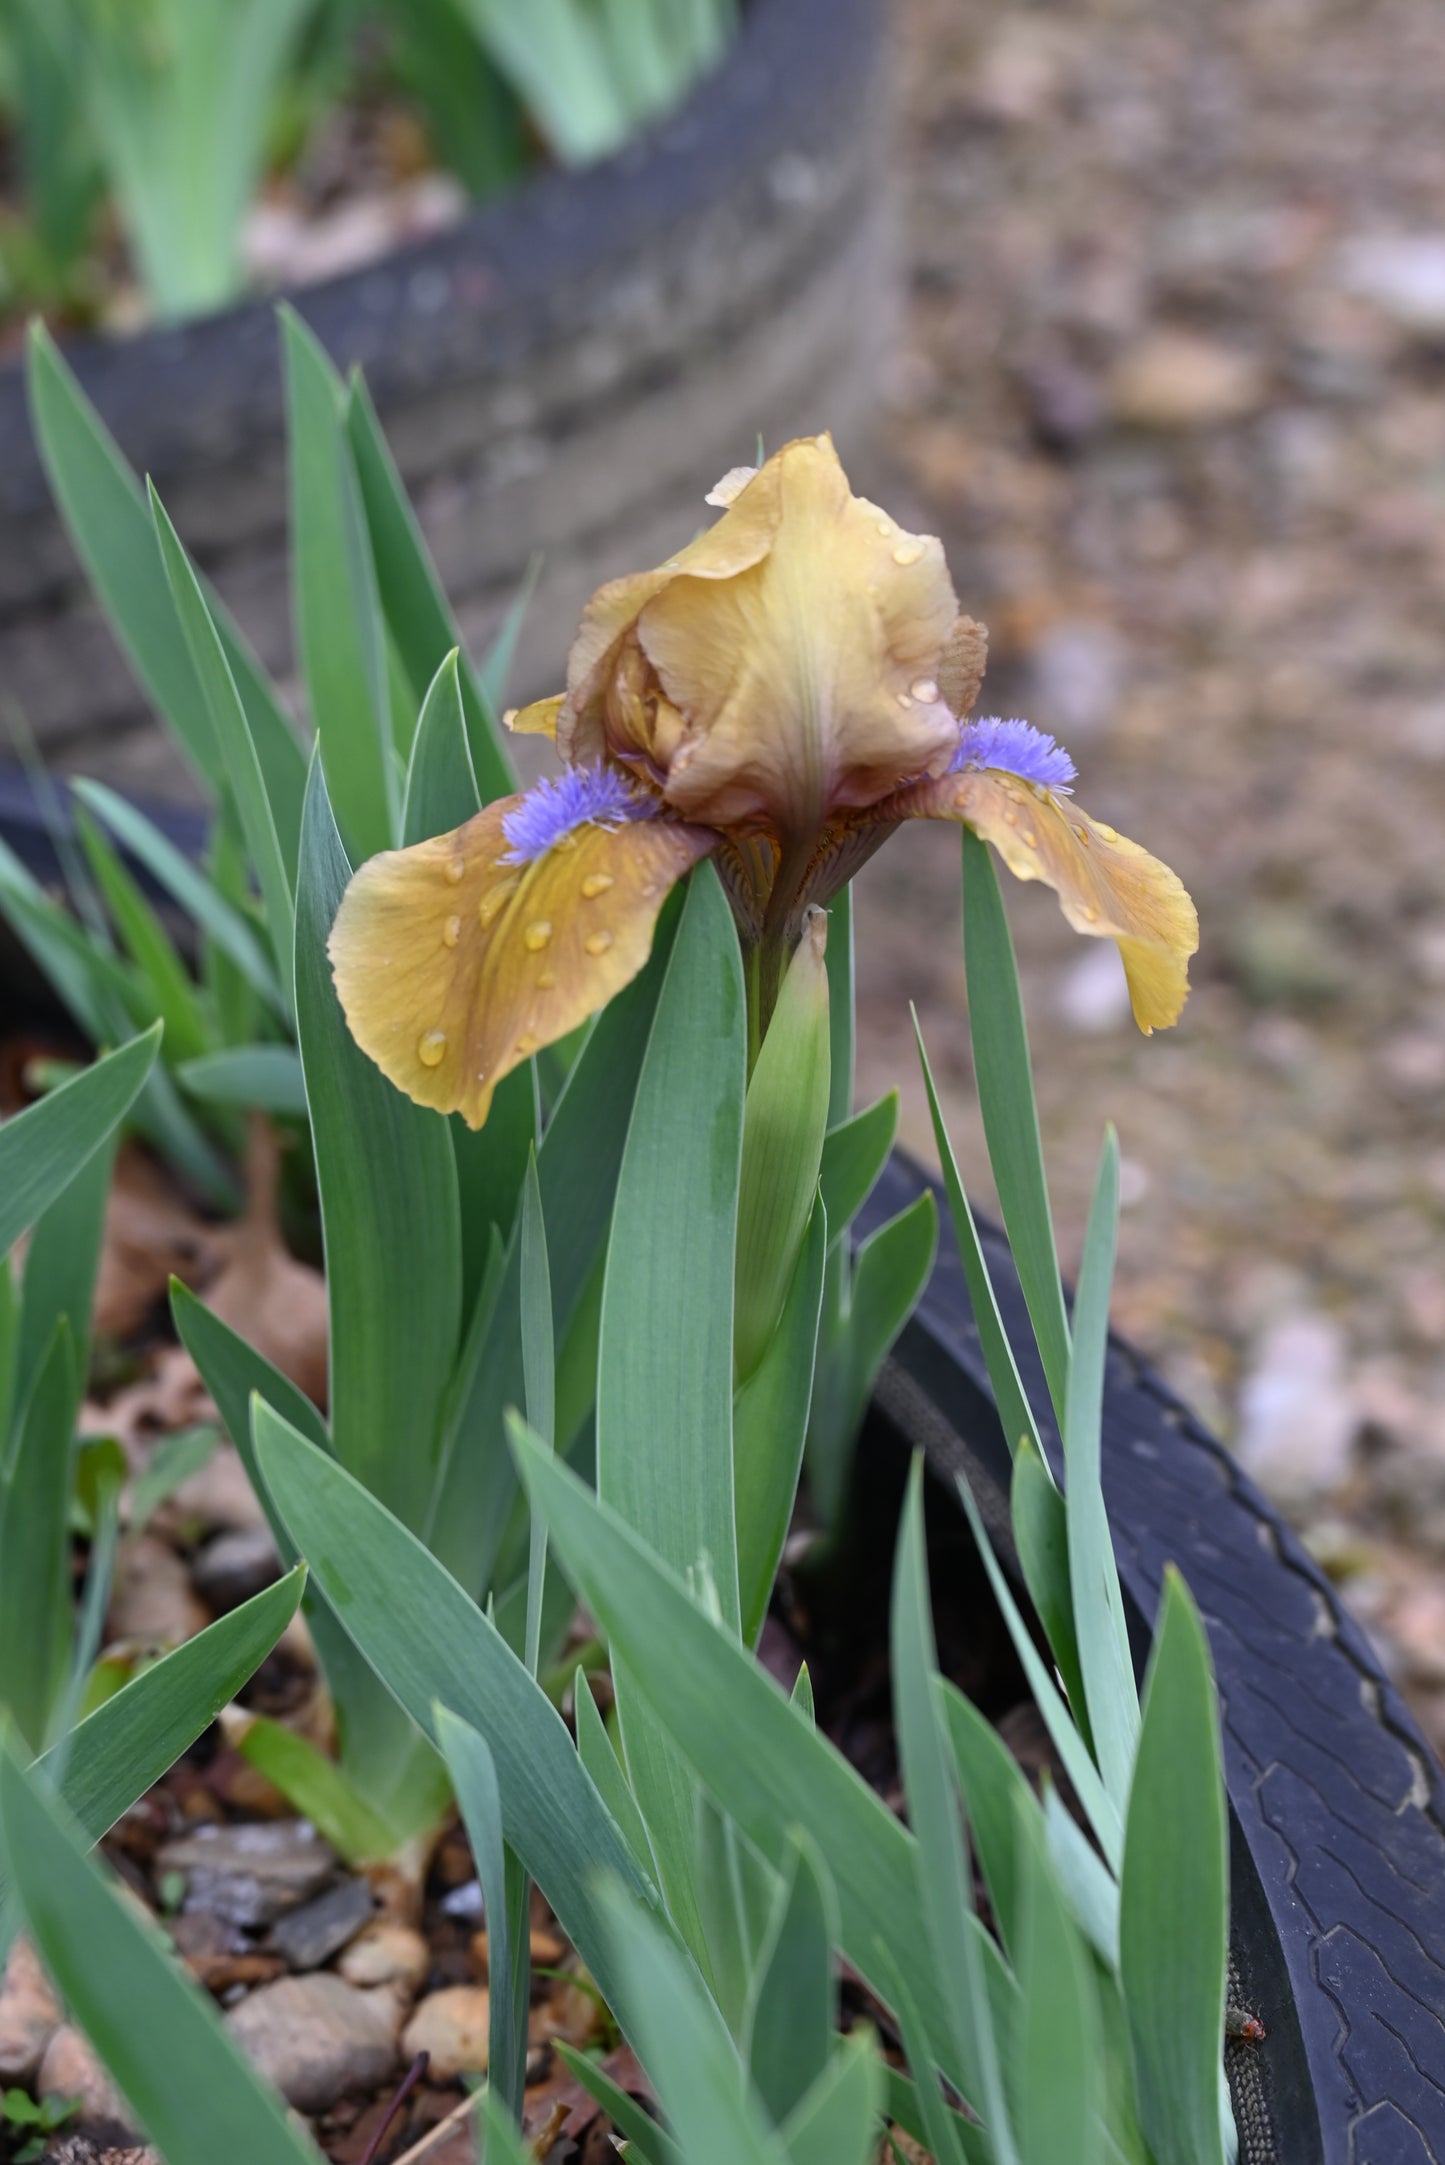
[862, 1153, 1445, 2165]
[0, 0, 894, 797]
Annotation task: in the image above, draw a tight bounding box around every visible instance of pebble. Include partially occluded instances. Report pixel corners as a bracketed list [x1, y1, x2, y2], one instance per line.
[1336, 232, 1445, 339]
[105, 1534, 210, 1648]
[0, 1935, 61, 2085]
[1055, 944, 1133, 1034]
[401, 1986, 490, 2082]
[38, 2026, 136, 2132]
[160, 1441, 269, 1535]
[270, 1875, 375, 1972]
[337, 1921, 429, 1994]
[1109, 330, 1268, 430]
[224, 1974, 397, 2113]
[156, 1820, 336, 1929]
[189, 1525, 283, 1614]
[1234, 1313, 1356, 1508]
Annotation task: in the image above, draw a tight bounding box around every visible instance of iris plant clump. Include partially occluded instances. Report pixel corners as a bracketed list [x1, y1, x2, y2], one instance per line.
[0, 334, 1238, 2165]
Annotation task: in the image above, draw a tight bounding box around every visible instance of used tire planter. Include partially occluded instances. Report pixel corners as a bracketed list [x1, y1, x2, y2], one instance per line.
[860, 1154, 1445, 2165]
[0, 0, 894, 801]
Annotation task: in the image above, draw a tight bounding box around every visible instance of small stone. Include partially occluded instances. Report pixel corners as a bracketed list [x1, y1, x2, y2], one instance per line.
[224, 1974, 396, 2113]
[1055, 944, 1133, 1034]
[270, 1876, 375, 1972]
[340, 1922, 428, 1983]
[337, 1921, 429, 1994]
[0, 1935, 62, 2084]
[1336, 232, 1445, 340]
[159, 1441, 268, 1536]
[156, 1820, 336, 1928]
[1234, 1313, 1356, 1508]
[401, 1986, 491, 2082]
[189, 1525, 283, 1614]
[106, 1534, 209, 1648]
[1109, 331, 1267, 430]
[38, 2026, 136, 2132]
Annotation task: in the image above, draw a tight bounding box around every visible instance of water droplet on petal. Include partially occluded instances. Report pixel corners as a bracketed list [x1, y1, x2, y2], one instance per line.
[1004, 807, 1018, 826]
[910, 678, 939, 704]
[897, 692, 913, 709]
[417, 1029, 447, 1068]
[954, 785, 970, 808]
[1076, 826, 1092, 846]
[1022, 830, 1038, 848]
[892, 541, 924, 566]
[1095, 821, 1118, 843]
[443, 915, 461, 948]
[585, 929, 614, 956]
[523, 919, 553, 952]
[516, 1033, 538, 1056]
[552, 831, 579, 853]
[875, 517, 894, 537]
[581, 872, 615, 899]
[445, 858, 465, 885]
[537, 969, 557, 989]
[1083, 905, 1101, 922]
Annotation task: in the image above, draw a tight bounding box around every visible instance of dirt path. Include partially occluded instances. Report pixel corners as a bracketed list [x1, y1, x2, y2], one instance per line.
[858, 0, 1445, 1747]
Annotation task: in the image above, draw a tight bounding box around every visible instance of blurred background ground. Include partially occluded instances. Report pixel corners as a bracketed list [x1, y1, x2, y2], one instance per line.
[855, 0, 1445, 1750]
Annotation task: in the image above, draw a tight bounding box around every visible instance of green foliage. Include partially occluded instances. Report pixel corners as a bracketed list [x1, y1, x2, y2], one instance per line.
[2, 2, 738, 323]
[6, 286, 1234, 2165]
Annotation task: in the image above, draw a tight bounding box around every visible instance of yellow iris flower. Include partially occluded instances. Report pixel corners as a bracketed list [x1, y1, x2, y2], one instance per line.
[331, 434, 1197, 1128]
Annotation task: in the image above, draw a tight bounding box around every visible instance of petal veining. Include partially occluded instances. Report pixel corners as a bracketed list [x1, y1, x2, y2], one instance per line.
[638, 435, 960, 830]
[330, 800, 715, 1127]
[883, 767, 1198, 1031]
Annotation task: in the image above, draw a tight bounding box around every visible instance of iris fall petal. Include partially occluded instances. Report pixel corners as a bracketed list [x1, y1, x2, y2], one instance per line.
[885, 767, 1198, 1032]
[329, 799, 715, 1127]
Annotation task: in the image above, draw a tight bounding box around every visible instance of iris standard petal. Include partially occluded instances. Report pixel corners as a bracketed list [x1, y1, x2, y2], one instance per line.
[885, 767, 1198, 1031]
[329, 800, 715, 1127]
[638, 435, 960, 831]
[556, 460, 786, 769]
[506, 693, 563, 737]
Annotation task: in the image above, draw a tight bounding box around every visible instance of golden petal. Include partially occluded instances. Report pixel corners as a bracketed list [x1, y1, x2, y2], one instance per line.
[885, 769, 1198, 1031]
[329, 801, 715, 1128]
[638, 434, 961, 831]
[557, 464, 786, 769]
[507, 694, 563, 738]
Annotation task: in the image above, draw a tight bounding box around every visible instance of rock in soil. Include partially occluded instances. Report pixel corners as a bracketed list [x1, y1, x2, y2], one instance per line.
[106, 1534, 210, 1648]
[189, 1525, 283, 1613]
[0, 1934, 61, 2084]
[159, 1442, 268, 1536]
[336, 1921, 429, 1994]
[37, 2026, 136, 2133]
[270, 1875, 375, 1972]
[156, 1820, 337, 1929]
[1234, 1312, 1357, 1508]
[401, 1986, 491, 2082]
[224, 1974, 398, 2113]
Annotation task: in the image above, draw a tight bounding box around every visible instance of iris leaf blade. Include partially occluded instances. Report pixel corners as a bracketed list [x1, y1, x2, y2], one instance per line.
[960, 828, 1071, 1426]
